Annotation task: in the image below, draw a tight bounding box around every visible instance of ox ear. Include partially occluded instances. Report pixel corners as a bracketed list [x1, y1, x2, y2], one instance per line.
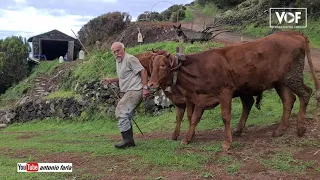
[166, 53, 176, 68]
[176, 53, 186, 61]
[178, 24, 181, 29]
[149, 55, 155, 73]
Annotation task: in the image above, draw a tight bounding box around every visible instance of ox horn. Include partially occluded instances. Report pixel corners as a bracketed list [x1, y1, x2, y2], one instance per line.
[176, 53, 186, 61]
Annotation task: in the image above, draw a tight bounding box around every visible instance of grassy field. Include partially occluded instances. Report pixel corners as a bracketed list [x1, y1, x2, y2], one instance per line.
[1, 76, 319, 179]
[1, 40, 320, 179]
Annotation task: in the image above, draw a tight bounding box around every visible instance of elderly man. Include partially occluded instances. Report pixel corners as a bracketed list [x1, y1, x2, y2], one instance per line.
[104, 42, 149, 149]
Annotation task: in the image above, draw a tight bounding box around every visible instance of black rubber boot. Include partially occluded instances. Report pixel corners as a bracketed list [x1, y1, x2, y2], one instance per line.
[114, 127, 135, 149]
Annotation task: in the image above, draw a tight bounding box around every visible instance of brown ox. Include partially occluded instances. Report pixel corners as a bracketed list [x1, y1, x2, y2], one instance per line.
[148, 31, 320, 151]
[135, 48, 262, 140]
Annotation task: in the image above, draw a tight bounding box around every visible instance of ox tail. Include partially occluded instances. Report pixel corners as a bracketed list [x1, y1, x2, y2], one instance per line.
[304, 35, 320, 108]
[255, 93, 263, 110]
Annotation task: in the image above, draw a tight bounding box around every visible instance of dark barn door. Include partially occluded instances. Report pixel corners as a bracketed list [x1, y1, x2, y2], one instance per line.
[67, 41, 74, 61]
[41, 40, 68, 60]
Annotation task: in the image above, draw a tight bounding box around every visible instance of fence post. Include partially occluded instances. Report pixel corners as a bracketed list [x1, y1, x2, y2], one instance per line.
[176, 46, 183, 54]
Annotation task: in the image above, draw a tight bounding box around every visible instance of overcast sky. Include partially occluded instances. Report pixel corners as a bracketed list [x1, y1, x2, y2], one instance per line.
[0, 0, 193, 39]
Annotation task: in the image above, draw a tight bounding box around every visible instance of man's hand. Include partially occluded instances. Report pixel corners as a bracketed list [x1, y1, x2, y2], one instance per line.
[142, 89, 150, 99]
[103, 78, 114, 85]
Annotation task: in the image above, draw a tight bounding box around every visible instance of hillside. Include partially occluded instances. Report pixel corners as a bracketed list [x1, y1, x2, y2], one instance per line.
[1, 1, 320, 179]
[191, 0, 320, 47]
[1, 40, 319, 179]
[0, 41, 223, 123]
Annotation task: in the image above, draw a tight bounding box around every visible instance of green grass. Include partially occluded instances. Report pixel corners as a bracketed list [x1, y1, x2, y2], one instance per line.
[239, 22, 270, 37]
[43, 90, 81, 100]
[28, 60, 60, 80]
[237, 19, 320, 48]
[297, 19, 320, 48]
[226, 162, 241, 174]
[72, 41, 223, 83]
[194, 2, 222, 17]
[200, 172, 214, 178]
[0, 81, 30, 108]
[217, 155, 241, 174]
[182, 7, 194, 22]
[217, 155, 233, 164]
[261, 151, 315, 172]
[201, 143, 222, 153]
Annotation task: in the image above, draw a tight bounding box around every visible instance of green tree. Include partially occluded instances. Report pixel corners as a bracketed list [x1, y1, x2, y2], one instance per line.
[78, 11, 131, 47]
[137, 11, 163, 21]
[170, 9, 186, 22]
[0, 36, 30, 94]
[160, 10, 172, 21]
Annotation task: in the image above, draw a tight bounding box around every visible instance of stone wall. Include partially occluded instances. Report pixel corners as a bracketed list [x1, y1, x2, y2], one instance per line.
[2, 98, 86, 124]
[0, 80, 173, 126]
[75, 80, 173, 115]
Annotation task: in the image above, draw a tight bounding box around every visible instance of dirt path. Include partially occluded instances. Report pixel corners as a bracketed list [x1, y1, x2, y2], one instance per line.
[181, 8, 320, 73]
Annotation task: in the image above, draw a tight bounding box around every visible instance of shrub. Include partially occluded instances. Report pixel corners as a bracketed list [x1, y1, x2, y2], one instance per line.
[0, 36, 30, 94]
[78, 12, 131, 47]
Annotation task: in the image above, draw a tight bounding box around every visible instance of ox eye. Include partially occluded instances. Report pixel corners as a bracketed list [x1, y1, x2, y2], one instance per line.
[160, 64, 166, 68]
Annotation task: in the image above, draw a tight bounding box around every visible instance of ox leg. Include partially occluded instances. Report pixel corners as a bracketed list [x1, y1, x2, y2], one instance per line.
[282, 48, 312, 136]
[273, 84, 296, 137]
[220, 93, 233, 152]
[289, 84, 312, 137]
[181, 106, 204, 145]
[172, 106, 186, 140]
[233, 95, 254, 137]
[186, 102, 196, 138]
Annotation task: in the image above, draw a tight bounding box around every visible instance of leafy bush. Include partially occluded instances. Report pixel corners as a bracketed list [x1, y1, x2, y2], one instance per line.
[168, 5, 184, 12]
[138, 11, 163, 21]
[196, 0, 245, 9]
[161, 10, 172, 21]
[0, 36, 30, 94]
[78, 12, 131, 47]
[170, 9, 186, 22]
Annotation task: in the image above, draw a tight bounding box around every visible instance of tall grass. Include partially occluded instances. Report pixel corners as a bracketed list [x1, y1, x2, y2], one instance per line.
[182, 7, 195, 22]
[72, 41, 222, 83]
[194, 2, 222, 17]
[239, 19, 320, 48]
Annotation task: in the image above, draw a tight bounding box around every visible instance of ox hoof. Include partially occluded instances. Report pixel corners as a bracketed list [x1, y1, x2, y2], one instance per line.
[181, 139, 189, 145]
[222, 144, 231, 152]
[171, 134, 178, 141]
[232, 129, 242, 137]
[191, 133, 196, 139]
[297, 127, 306, 137]
[272, 128, 285, 137]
